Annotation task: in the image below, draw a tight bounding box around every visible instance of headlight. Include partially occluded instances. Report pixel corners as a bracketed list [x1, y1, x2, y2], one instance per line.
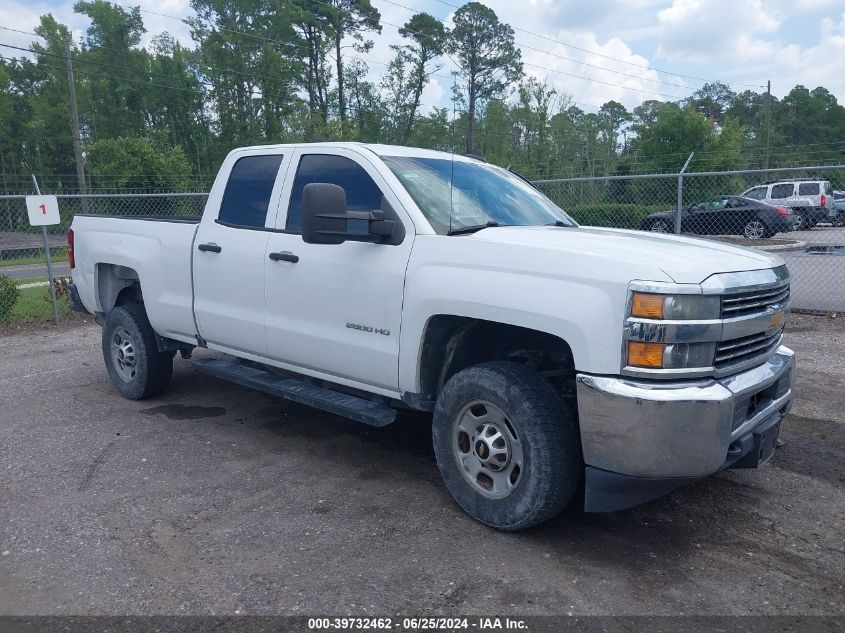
[630, 292, 720, 320]
[627, 341, 717, 369]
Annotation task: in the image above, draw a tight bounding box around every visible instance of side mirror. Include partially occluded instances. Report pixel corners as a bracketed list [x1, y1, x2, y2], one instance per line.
[301, 182, 397, 245]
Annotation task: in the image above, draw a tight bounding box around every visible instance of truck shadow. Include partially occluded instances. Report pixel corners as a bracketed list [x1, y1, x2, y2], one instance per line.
[163, 367, 834, 575]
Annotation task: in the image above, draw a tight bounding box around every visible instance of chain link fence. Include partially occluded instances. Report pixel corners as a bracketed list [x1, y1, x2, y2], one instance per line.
[536, 165, 845, 314]
[1, 164, 843, 325]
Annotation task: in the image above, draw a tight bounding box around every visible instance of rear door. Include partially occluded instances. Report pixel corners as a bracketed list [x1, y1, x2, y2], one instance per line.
[770, 182, 796, 206]
[687, 198, 729, 235]
[193, 151, 289, 355]
[263, 148, 414, 393]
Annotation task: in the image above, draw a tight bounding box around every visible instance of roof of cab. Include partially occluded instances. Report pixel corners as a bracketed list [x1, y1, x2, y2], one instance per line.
[231, 141, 473, 162]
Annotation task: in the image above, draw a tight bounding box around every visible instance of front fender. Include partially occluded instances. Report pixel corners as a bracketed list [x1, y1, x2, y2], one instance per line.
[398, 257, 629, 395]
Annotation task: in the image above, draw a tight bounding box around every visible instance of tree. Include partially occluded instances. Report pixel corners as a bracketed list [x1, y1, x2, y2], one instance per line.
[190, 0, 303, 151]
[86, 136, 192, 191]
[327, 0, 381, 122]
[381, 50, 414, 143]
[74, 0, 149, 138]
[688, 82, 736, 125]
[447, 2, 521, 153]
[397, 13, 446, 144]
[291, 0, 334, 135]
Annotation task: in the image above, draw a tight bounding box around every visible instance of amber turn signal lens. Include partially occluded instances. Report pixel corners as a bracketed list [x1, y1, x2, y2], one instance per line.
[631, 292, 664, 318]
[627, 342, 665, 368]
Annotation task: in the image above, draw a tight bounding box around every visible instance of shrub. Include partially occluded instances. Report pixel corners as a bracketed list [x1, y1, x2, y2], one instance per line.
[0, 274, 20, 322]
[562, 203, 668, 230]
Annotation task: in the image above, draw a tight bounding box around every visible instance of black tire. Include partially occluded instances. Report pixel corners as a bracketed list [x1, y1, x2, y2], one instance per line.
[432, 361, 581, 531]
[102, 304, 173, 400]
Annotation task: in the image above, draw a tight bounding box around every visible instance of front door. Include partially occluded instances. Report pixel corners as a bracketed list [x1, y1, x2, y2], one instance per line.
[193, 151, 288, 356]
[263, 149, 414, 393]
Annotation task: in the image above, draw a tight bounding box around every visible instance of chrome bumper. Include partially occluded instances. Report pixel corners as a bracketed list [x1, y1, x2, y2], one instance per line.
[576, 345, 794, 479]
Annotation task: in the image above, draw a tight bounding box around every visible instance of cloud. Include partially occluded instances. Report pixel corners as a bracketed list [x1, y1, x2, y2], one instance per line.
[656, 0, 845, 101]
[517, 30, 682, 110]
[771, 13, 845, 100]
[656, 0, 781, 63]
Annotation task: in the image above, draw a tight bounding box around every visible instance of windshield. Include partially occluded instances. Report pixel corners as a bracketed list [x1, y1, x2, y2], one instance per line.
[381, 155, 577, 235]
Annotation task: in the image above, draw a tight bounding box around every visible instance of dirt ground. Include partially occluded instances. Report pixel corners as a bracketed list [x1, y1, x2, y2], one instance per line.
[0, 315, 843, 616]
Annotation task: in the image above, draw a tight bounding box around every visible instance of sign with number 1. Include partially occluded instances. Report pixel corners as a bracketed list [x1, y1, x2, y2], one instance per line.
[25, 195, 60, 226]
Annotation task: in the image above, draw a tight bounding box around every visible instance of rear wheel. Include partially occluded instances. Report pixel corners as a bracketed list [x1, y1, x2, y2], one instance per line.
[794, 213, 811, 230]
[432, 361, 581, 531]
[649, 219, 672, 233]
[102, 304, 173, 400]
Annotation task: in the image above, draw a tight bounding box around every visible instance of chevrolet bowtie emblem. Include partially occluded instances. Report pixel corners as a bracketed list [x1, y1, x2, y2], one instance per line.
[770, 309, 784, 330]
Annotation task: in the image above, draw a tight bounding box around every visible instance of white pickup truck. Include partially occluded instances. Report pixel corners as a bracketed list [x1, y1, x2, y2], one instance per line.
[68, 143, 795, 530]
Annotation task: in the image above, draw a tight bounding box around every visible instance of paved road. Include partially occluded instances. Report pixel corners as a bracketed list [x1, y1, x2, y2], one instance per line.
[0, 317, 843, 616]
[0, 262, 71, 280]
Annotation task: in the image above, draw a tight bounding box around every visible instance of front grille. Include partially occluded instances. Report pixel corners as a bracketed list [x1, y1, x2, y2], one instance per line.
[721, 284, 789, 317]
[715, 328, 783, 368]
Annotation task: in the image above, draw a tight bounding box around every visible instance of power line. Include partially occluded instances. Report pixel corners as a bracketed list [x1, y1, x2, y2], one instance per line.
[377, 0, 696, 91]
[426, 0, 764, 89]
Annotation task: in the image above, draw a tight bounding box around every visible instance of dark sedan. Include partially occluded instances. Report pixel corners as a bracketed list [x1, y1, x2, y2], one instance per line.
[641, 196, 795, 239]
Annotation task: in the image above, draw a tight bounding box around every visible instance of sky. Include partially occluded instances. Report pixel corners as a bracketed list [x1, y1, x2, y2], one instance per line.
[1, 0, 844, 114]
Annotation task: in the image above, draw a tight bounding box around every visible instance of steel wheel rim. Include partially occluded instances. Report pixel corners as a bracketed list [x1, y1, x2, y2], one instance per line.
[744, 220, 765, 239]
[793, 214, 802, 230]
[111, 326, 137, 382]
[452, 400, 523, 499]
[651, 220, 670, 233]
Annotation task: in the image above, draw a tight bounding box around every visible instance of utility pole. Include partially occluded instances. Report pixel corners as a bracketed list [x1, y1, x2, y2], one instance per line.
[764, 80, 771, 170]
[65, 38, 86, 195]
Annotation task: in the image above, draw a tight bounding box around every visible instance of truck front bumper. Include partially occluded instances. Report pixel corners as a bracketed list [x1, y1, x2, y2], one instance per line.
[576, 346, 794, 512]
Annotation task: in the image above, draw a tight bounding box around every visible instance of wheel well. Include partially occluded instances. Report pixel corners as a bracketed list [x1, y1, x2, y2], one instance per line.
[97, 263, 142, 313]
[418, 316, 577, 403]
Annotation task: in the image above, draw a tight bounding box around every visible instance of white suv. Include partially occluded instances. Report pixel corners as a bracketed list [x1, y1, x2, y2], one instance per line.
[742, 180, 834, 230]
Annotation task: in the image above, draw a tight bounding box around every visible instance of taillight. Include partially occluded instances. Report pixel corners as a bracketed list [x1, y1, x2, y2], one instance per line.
[821, 194, 826, 207]
[67, 229, 75, 269]
[776, 207, 790, 216]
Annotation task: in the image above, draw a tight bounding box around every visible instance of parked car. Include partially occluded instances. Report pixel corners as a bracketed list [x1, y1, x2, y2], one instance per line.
[741, 180, 834, 230]
[834, 191, 845, 227]
[641, 195, 795, 239]
[67, 143, 794, 530]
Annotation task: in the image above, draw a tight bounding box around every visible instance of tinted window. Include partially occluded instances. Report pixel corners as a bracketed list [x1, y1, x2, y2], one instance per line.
[770, 184, 794, 199]
[286, 155, 384, 232]
[219, 155, 284, 228]
[798, 183, 819, 195]
[744, 187, 767, 200]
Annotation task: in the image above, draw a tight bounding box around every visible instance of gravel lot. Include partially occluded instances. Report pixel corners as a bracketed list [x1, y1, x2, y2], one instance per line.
[0, 315, 843, 616]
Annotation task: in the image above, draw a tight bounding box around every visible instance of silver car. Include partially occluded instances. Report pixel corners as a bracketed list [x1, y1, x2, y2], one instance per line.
[742, 180, 835, 230]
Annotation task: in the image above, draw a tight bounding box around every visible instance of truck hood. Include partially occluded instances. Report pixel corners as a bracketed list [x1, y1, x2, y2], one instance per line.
[467, 225, 784, 284]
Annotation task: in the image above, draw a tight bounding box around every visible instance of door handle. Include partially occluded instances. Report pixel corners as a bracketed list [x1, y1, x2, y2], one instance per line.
[269, 251, 299, 263]
[198, 243, 222, 253]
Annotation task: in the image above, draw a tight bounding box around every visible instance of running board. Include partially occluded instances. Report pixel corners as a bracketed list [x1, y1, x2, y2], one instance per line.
[191, 357, 396, 427]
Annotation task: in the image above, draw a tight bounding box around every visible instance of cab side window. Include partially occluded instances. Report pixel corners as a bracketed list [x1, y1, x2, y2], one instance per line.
[770, 184, 794, 200]
[744, 187, 767, 200]
[219, 154, 284, 228]
[286, 154, 384, 233]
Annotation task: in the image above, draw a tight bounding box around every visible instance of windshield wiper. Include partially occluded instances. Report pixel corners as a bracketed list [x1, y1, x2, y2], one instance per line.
[448, 221, 502, 236]
[546, 220, 572, 227]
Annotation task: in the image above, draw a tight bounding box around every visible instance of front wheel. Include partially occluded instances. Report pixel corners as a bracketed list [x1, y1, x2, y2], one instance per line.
[432, 361, 581, 531]
[102, 304, 173, 400]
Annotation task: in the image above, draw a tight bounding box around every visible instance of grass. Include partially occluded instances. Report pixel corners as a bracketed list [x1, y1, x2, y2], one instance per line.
[0, 249, 68, 267]
[7, 285, 71, 321]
